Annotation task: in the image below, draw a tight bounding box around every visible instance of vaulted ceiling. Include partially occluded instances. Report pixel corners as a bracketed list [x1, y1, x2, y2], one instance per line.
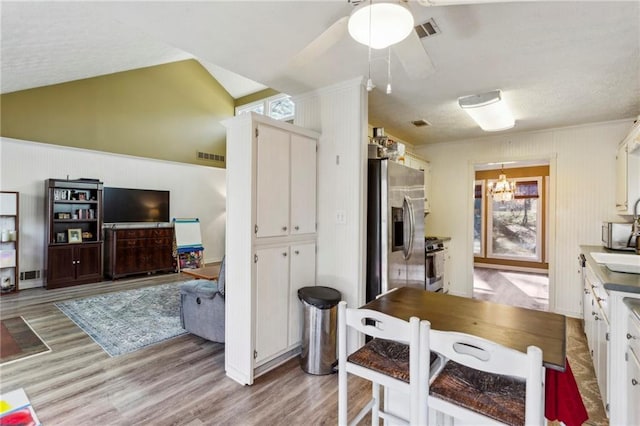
[2, 1, 639, 145]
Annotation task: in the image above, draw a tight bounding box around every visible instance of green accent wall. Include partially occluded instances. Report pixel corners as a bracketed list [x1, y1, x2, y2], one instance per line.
[235, 88, 279, 107]
[0, 59, 232, 168]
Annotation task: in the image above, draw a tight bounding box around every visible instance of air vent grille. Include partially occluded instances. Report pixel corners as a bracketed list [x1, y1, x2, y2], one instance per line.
[411, 119, 431, 127]
[197, 151, 225, 162]
[415, 18, 441, 39]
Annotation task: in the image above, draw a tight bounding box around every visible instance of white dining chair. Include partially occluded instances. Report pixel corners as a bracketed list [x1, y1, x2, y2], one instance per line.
[427, 330, 544, 426]
[338, 301, 431, 426]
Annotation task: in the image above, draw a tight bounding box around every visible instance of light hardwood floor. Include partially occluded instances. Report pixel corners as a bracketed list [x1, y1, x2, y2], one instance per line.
[473, 267, 549, 311]
[0, 273, 370, 425]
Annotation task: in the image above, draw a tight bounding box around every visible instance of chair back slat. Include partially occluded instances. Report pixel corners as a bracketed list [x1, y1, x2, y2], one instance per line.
[345, 307, 414, 344]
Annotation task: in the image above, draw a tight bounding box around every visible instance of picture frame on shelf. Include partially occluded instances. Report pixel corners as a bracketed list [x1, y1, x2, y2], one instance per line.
[56, 232, 67, 243]
[67, 228, 82, 244]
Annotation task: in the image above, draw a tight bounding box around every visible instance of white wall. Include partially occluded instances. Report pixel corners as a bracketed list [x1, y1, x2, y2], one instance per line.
[294, 78, 368, 309]
[0, 137, 226, 289]
[416, 119, 634, 317]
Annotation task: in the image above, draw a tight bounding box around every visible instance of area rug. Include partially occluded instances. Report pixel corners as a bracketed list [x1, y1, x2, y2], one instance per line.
[55, 283, 186, 357]
[0, 317, 51, 366]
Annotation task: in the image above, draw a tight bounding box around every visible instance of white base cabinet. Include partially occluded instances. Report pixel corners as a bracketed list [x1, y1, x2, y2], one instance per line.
[255, 242, 316, 365]
[583, 263, 610, 416]
[224, 113, 319, 385]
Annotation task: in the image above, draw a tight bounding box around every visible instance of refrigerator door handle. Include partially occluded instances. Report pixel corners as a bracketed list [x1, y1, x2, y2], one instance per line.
[403, 195, 415, 260]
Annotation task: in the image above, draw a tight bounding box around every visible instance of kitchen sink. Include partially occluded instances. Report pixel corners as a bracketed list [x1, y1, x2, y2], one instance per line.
[590, 252, 640, 274]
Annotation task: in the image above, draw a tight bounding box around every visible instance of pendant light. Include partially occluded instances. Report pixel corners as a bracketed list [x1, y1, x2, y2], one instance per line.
[487, 164, 515, 202]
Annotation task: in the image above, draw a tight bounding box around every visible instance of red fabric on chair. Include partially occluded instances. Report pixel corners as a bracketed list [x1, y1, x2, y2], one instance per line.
[544, 359, 589, 426]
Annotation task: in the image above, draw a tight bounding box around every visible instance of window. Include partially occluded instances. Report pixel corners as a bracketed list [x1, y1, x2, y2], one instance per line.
[236, 94, 295, 121]
[487, 177, 543, 262]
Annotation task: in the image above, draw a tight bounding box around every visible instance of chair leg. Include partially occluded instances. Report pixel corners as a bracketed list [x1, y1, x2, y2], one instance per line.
[338, 367, 347, 426]
[371, 382, 380, 425]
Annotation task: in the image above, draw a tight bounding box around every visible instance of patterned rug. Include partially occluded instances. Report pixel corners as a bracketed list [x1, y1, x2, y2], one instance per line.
[55, 283, 185, 357]
[564, 317, 608, 426]
[0, 317, 51, 365]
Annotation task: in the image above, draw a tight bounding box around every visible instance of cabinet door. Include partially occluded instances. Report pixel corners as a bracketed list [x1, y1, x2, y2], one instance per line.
[74, 243, 102, 282]
[290, 134, 317, 235]
[595, 311, 609, 413]
[47, 245, 75, 287]
[288, 242, 316, 346]
[616, 143, 628, 211]
[255, 246, 290, 364]
[256, 124, 290, 238]
[629, 348, 640, 425]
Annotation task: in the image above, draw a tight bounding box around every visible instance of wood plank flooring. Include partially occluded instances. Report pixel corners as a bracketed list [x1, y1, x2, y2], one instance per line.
[0, 273, 370, 425]
[1, 271, 602, 425]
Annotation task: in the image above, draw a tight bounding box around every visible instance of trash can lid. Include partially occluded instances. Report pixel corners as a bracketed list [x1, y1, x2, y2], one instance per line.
[298, 286, 341, 308]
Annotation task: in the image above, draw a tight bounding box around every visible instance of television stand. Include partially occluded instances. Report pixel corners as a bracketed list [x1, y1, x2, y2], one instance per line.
[104, 225, 175, 279]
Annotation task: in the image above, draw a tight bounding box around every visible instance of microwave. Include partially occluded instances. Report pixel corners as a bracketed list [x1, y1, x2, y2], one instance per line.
[602, 222, 635, 251]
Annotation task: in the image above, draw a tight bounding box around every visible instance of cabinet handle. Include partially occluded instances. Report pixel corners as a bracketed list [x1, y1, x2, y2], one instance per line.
[628, 333, 637, 340]
[294, 225, 299, 231]
[632, 378, 638, 386]
[597, 297, 604, 302]
[282, 226, 288, 231]
[294, 250, 299, 255]
[594, 315, 600, 321]
[282, 252, 287, 257]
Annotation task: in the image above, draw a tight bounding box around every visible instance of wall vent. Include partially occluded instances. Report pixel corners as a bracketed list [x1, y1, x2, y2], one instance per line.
[411, 119, 431, 127]
[20, 270, 40, 280]
[197, 151, 225, 162]
[415, 18, 441, 39]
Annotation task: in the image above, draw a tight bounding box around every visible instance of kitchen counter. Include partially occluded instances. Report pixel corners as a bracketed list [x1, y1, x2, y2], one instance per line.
[580, 245, 640, 293]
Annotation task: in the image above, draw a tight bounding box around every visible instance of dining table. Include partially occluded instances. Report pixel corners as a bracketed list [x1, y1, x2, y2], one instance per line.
[362, 286, 566, 370]
[360, 287, 589, 426]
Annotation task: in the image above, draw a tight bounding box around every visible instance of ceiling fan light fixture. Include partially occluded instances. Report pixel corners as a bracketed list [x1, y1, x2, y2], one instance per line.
[348, 1, 414, 50]
[458, 90, 515, 132]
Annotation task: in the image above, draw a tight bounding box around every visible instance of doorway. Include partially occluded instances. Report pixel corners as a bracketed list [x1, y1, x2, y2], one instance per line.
[472, 160, 550, 311]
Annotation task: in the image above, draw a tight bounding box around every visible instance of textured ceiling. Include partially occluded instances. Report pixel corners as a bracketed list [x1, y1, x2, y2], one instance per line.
[2, 1, 639, 145]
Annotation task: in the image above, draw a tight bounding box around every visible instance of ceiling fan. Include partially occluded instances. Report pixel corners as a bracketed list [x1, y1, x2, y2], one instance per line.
[289, 0, 525, 82]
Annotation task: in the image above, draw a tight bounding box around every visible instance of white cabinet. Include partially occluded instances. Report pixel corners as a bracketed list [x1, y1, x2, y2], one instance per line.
[288, 242, 316, 346]
[256, 124, 316, 238]
[628, 349, 640, 426]
[224, 113, 319, 385]
[616, 122, 640, 214]
[627, 304, 640, 425]
[584, 263, 610, 416]
[254, 241, 316, 365]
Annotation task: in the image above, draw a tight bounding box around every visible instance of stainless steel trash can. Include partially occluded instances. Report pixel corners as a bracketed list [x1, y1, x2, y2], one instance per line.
[298, 286, 342, 375]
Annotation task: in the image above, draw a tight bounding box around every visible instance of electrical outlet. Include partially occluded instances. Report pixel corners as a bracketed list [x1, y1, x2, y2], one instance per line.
[335, 210, 347, 224]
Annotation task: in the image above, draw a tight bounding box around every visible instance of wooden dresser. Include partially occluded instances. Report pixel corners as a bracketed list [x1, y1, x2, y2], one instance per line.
[104, 227, 175, 279]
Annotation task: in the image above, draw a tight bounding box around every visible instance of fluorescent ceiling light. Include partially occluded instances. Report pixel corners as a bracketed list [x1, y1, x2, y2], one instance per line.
[348, 1, 414, 50]
[458, 90, 515, 132]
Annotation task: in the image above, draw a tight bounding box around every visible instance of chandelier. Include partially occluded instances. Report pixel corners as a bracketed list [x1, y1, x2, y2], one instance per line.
[487, 165, 515, 202]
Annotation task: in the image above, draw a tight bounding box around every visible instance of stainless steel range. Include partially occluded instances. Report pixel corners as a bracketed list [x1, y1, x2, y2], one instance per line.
[425, 237, 444, 292]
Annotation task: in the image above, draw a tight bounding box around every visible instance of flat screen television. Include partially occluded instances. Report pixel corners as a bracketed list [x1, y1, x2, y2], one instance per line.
[103, 187, 170, 223]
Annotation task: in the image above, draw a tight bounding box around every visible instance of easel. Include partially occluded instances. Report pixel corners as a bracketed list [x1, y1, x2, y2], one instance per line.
[173, 218, 204, 272]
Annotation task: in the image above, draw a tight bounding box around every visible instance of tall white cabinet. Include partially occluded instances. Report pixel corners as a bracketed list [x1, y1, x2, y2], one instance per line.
[223, 113, 319, 385]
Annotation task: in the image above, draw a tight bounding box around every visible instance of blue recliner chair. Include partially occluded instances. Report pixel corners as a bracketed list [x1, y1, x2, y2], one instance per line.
[179, 256, 225, 343]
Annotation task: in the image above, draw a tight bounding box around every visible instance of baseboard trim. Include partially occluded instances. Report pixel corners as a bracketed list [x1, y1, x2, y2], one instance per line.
[474, 263, 548, 275]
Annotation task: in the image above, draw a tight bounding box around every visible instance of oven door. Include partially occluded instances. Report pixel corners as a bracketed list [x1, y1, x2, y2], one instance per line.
[426, 249, 444, 292]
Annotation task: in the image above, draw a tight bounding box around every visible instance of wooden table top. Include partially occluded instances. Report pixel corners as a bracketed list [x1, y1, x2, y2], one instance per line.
[362, 287, 567, 371]
[181, 265, 220, 281]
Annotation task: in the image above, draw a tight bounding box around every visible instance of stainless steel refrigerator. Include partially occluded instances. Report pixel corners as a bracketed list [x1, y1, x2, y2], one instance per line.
[366, 158, 426, 302]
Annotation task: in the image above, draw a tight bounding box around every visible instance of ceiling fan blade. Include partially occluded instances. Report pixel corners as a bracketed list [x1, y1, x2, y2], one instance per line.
[392, 30, 435, 80]
[289, 16, 348, 68]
